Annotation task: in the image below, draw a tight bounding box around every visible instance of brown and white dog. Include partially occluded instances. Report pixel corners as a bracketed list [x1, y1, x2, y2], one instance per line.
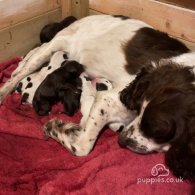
[0, 15, 194, 180]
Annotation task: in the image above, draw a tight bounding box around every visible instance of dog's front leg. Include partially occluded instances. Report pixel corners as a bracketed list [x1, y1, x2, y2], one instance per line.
[44, 100, 109, 156]
[80, 74, 96, 127]
[0, 36, 69, 104]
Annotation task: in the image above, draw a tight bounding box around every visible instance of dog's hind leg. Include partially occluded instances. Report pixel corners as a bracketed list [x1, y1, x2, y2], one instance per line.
[11, 47, 40, 78]
[0, 36, 70, 104]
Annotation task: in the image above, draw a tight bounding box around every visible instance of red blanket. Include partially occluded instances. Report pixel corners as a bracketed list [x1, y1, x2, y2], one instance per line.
[0, 59, 194, 195]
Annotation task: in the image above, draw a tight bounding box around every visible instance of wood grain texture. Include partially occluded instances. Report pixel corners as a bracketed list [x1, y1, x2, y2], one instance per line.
[89, 9, 103, 15]
[89, 0, 195, 42]
[0, 9, 61, 62]
[71, 0, 89, 18]
[61, 0, 72, 18]
[0, 0, 60, 29]
[156, 0, 195, 11]
[61, 0, 89, 19]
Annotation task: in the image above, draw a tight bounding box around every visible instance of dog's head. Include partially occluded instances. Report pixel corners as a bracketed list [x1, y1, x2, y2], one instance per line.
[119, 62, 195, 180]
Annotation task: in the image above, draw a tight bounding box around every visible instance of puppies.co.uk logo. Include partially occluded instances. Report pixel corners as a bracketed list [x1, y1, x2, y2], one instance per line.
[137, 163, 183, 184]
[151, 163, 169, 177]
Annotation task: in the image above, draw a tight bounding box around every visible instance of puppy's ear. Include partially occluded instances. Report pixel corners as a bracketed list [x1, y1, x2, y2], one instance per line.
[120, 66, 151, 113]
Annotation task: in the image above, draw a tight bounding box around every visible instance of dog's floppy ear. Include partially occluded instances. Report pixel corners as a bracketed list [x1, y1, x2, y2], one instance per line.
[165, 119, 195, 180]
[165, 142, 195, 180]
[120, 66, 152, 113]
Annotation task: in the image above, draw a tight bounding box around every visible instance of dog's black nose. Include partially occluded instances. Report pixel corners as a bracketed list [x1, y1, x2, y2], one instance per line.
[118, 136, 129, 148]
[118, 137, 138, 148]
[118, 131, 129, 147]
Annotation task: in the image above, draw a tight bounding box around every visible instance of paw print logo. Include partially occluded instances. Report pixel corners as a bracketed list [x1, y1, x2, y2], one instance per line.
[151, 164, 169, 177]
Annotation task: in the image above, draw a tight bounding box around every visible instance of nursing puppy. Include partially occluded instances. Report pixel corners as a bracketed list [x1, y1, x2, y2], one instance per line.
[15, 51, 67, 104]
[33, 60, 84, 116]
[15, 15, 76, 104]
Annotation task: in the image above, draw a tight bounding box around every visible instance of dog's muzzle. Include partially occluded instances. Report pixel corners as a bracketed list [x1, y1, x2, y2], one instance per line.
[118, 131, 149, 154]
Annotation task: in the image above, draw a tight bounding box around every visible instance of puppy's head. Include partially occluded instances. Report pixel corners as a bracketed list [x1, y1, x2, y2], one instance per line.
[61, 60, 84, 82]
[40, 23, 61, 43]
[119, 63, 195, 180]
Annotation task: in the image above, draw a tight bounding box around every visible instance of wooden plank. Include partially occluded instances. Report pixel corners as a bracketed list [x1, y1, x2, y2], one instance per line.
[61, 0, 89, 19]
[179, 39, 195, 51]
[0, 0, 60, 29]
[156, 0, 195, 11]
[61, 0, 72, 18]
[71, 0, 89, 18]
[0, 9, 61, 62]
[89, 9, 103, 15]
[89, 0, 195, 42]
[89, 8, 195, 51]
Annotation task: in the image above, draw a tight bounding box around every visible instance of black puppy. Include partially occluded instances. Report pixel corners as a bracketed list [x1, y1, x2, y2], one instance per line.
[32, 60, 84, 116]
[40, 16, 77, 43]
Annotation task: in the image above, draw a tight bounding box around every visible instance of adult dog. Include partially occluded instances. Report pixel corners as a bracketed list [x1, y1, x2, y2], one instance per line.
[0, 15, 194, 180]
